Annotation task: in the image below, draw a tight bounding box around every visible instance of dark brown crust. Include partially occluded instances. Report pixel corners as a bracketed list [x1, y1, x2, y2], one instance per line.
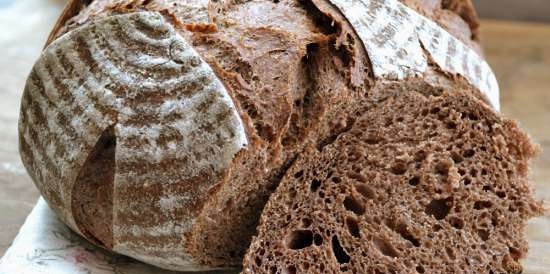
[45, 0, 90, 47]
[71, 126, 115, 249]
[441, 0, 480, 40]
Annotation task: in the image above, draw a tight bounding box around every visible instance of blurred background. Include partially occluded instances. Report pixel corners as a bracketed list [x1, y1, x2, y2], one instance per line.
[0, 0, 549, 268]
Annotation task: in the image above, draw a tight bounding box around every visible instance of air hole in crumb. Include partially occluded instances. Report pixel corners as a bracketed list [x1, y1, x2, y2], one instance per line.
[478, 229, 490, 241]
[288, 188, 297, 199]
[409, 176, 420, 186]
[446, 247, 456, 259]
[310, 179, 321, 192]
[294, 170, 304, 178]
[496, 191, 506, 198]
[373, 237, 400, 257]
[506, 170, 513, 177]
[433, 224, 443, 231]
[355, 184, 376, 199]
[483, 185, 492, 192]
[463, 177, 472, 185]
[343, 196, 365, 215]
[331, 235, 351, 264]
[481, 168, 488, 176]
[301, 218, 312, 227]
[313, 233, 323, 246]
[331, 176, 342, 184]
[384, 118, 393, 127]
[435, 161, 451, 175]
[414, 151, 427, 162]
[286, 230, 313, 250]
[392, 222, 420, 247]
[448, 217, 464, 229]
[463, 149, 475, 158]
[425, 197, 453, 220]
[474, 201, 493, 210]
[286, 266, 296, 274]
[430, 107, 440, 114]
[255, 256, 262, 266]
[446, 121, 457, 129]
[390, 162, 408, 175]
[416, 265, 425, 273]
[346, 217, 361, 238]
[451, 152, 463, 163]
[365, 137, 381, 145]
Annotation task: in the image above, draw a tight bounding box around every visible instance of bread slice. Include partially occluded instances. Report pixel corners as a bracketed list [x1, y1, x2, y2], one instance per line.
[242, 88, 542, 274]
[20, 0, 537, 271]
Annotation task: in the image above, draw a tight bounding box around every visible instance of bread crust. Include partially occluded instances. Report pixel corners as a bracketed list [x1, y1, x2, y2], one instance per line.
[20, 11, 246, 271]
[20, 0, 505, 271]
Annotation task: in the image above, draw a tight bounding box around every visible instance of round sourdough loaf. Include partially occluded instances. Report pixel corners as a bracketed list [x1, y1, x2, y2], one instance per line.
[20, 11, 247, 270]
[18, 0, 539, 272]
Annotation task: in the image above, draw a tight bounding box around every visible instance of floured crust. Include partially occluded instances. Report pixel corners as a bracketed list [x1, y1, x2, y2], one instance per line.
[20, 0, 507, 271]
[47, 0, 215, 46]
[45, 0, 88, 47]
[324, 0, 499, 110]
[19, 11, 246, 271]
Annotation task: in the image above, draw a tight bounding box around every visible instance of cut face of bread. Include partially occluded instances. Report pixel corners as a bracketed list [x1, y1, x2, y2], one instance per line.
[242, 88, 542, 274]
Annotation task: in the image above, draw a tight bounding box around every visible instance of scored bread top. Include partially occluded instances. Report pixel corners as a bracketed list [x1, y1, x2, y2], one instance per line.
[322, 0, 499, 110]
[19, 11, 246, 270]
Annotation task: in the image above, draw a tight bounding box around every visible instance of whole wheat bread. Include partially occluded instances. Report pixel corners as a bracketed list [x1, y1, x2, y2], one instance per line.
[18, 0, 540, 271]
[242, 87, 542, 274]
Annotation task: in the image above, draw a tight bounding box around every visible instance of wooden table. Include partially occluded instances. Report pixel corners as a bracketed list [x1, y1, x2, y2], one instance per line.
[0, 1, 548, 272]
[482, 20, 550, 273]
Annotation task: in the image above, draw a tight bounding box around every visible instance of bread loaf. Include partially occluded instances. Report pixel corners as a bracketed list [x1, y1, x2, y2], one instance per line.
[18, 0, 540, 271]
[242, 89, 541, 273]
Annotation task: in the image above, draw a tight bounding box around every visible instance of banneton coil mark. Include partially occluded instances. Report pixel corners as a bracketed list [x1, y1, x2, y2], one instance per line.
[19, 11, 247, 270]
[327, 0, 500, 110]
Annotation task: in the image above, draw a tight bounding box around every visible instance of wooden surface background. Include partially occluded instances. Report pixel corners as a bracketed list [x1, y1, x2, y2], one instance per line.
[473, 0, 550, 23]
[0, 0, 548, 272]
